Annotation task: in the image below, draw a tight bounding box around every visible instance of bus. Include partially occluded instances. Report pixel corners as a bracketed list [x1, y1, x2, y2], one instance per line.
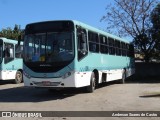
[0, 37, 23, 84]
[21, 20, 135, 92]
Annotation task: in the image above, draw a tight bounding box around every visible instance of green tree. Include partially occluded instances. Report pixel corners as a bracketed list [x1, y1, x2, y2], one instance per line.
[0, 24, 22, 40]
[101, 0, 158, 62]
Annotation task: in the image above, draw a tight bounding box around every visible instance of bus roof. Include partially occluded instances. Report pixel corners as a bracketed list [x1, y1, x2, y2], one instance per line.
[72, 20, 130, 43]
[26, 20, 130, 43]
[0, 37, 21, 44]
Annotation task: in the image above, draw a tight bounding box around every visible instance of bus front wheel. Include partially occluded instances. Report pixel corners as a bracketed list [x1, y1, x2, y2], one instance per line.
[86, 72, 96, 93]
[14, 71, 23, 84]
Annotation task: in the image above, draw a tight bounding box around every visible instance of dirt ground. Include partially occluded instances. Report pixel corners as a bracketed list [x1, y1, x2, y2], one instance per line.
[0, 79, 160, 120]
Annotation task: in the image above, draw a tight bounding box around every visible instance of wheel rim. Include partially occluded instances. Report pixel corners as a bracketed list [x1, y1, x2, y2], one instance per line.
[16, 72, 22, 82]
[92, 74, 96, 90]
[122, 71, 126, 83]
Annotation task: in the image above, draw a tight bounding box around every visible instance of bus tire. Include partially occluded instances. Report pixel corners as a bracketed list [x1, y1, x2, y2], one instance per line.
[121, 69, 126, 84]
[86, 72, 96, 93]
[14, 71, 23, 84]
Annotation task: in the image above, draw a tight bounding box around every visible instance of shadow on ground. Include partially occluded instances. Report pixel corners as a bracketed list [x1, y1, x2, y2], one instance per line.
[0, 80, 15, 85]
[0, 80, 121, 103]
[0, 86, 89, 103]
[0, 73, 160, 102]
[140, 94, 160, 98]
[126, 75, 160, 84]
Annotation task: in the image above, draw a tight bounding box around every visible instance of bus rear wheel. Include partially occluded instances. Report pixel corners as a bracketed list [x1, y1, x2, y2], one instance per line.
[14, 71, 23, 84]
[121, 69, 126, 84]
[86, 72, 96, 93]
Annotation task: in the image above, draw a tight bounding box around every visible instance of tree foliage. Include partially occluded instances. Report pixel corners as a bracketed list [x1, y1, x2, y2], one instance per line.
[0, 24, 22, 40]
[101, 0, 159, 62]
[150, 3, 160, 59]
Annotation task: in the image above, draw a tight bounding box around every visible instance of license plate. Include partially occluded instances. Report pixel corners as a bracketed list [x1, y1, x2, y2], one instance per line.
[42, 81, 51, 86]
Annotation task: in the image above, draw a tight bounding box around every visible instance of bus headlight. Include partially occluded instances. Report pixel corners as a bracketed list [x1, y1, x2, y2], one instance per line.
[62, 71, 72, 79]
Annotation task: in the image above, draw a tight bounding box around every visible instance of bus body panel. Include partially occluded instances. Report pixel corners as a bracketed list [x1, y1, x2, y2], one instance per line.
[23, 60, 91, 88]
[0, 37, 23, 81]
[0, 59, 23, 80]
[0, 70, 17, 80]
[23, 53, 134, 88]
[75, 53, 134, 82]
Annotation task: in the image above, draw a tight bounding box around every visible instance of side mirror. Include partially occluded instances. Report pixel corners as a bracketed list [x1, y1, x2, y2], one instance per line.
[18, 34, 24, 45]
[3, 50, 5, 58]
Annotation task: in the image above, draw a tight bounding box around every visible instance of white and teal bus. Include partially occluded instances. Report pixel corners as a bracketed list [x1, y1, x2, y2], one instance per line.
[0, 37, 23, 84]
[22, 20, 135, 92]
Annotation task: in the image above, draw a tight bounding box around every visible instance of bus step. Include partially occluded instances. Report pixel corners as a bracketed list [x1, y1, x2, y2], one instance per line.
[102, 73, 107, 82]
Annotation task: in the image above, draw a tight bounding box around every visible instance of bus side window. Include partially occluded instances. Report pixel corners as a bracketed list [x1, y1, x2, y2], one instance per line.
[115, 40, 121, 56]
[108, 37, 115, 55]
[88, 31, 99, 53]
[121, 42, 127, 56]
[4, 43, 14, 64]
[77, 27, 88, 61]
[129, 44, 134, 58]
[100, 35, 108, 54]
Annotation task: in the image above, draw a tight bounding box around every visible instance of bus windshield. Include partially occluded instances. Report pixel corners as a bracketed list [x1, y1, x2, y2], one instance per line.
[24, 32, 74, 72]
[24, 32, 74, 63]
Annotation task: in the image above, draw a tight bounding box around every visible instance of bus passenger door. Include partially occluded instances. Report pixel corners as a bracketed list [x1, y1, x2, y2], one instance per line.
[4, 43, 15, 80]
[0, 40, 3, 79]
[77, 26, 88, 60]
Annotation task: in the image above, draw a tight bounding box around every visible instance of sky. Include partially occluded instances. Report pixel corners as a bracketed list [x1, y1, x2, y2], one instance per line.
[0, 0, 112, 31]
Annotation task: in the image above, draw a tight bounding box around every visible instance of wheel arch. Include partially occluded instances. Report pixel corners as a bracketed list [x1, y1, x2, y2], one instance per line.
[92, 69, 99, 86]
[17, 69, 23, 73]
